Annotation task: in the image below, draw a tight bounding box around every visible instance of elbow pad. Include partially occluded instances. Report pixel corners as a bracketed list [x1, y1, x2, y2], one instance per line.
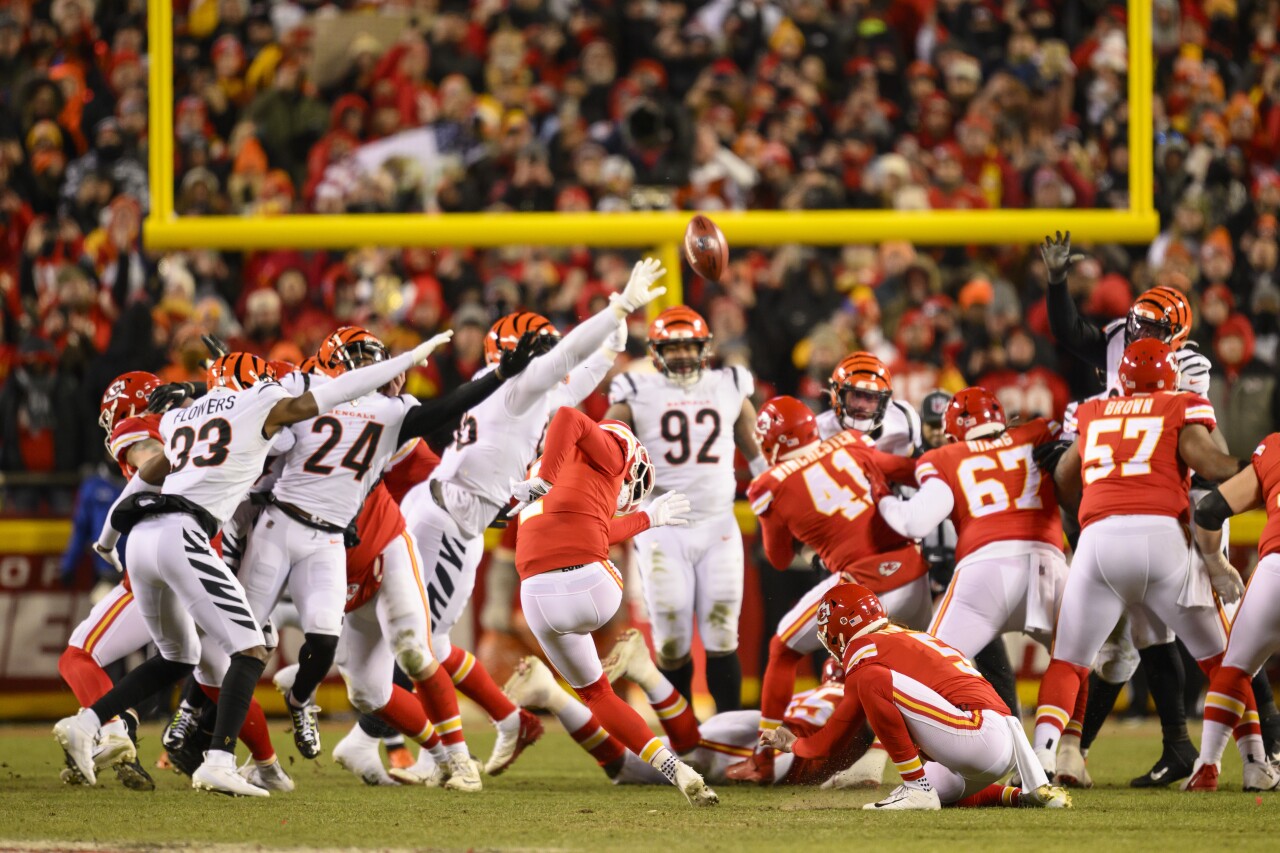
[1195, 487, 1233, 531]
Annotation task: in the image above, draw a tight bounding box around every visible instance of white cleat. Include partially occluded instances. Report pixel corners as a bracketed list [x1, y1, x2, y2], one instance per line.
[239, 757, 295, 793]
[1024, 784, 1073, 809]
[503, 656, 558, 710]
[53, 710, 99, 786]
[333, 728, 396, 786]
[822, 746, 887, 789]
[93, 731, 137, 772]
[674, 762, 719, 806]
[193, 751, 269, 797]
[1243, 759, 1280, 792]
[389, 750, 447, 788]
[272, 663, 300, 697]
[1035, 747, 1058, 782]
[1055, 739, 1093, 789]
[602, 629, 655, 684]
[442, 752, 483, 792]
[863, 783, 942, 811]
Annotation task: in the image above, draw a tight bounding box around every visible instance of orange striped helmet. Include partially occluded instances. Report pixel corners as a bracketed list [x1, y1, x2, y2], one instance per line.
[99, 371, 162, 432]
[207, 352, 271, 391]
[648, 306, 712, 386]
[318, 326, 388, 377]
[484, 311, 560, 366]
[299, 355, 321, 375]
[829, 352, 894, 433]
[1126, 286, 1191, 349]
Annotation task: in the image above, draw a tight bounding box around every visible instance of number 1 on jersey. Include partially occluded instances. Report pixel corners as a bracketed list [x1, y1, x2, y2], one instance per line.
[802, 449, 871, 521]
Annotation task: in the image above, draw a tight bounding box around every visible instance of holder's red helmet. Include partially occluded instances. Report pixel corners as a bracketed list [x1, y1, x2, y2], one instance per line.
[755, 396, 819, 464]
[99, 371, 162, 432]
[816, 580, 887, 658]
[942, 387, 1007, 443]
[1117, 339, 1178, 395]
[599, 419, 655, 514]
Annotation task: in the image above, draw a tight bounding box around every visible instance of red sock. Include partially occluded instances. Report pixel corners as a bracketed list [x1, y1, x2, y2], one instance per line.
[570, 718, 627, 766]
[198, 685, 275, 762]
[443, 646, 517, 721]
[760, 636, 805, 730]
[575, 674, 661, 757]
[1204, 664, 1253, 732]
[1065, 672, 1089, 739]
[1034, 659, 1089, 741]
[856, 666, 925, 781]
[956, 783, 1022, 808]
[375, 684, 436, 745]
[651, 687, 700, 754]
[415, 667, 465, 746]
[59, 646, 114, 707]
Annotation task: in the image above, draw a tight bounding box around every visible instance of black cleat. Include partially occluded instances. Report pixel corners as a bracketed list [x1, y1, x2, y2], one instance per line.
[288, 703, 322, 759]
[115, 758, 156, 791]
[1130, 741, 1198, 788]
[162, 702, 201, 752]
[168, 727, 212, 777]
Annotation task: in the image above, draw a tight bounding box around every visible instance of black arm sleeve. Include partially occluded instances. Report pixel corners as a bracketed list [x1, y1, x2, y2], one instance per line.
[1194, 487, 1234, 531]
[1046, 281, 1110, 370]
[397, 371, 503, 444]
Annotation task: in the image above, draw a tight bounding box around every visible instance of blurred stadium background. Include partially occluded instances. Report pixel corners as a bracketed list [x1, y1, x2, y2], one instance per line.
[0, 0, 1277, 723]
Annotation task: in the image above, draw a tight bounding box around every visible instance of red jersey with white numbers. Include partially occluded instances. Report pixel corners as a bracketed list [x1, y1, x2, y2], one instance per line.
[747, 431, 927, 592]
[843, 626, 1008, 714]
[1251, 433, 1280, 559]
[1076, 392, 1217, 529]
[382, 438, 440, 505]
[109, 414, 162, 478]
[344, 483, 406, 613]
[915, 419, 1063, 561]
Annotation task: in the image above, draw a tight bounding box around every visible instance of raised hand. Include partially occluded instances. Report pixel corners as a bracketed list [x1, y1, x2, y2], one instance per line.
[1040, 230, 1086, 284]
[411, 330, 455, 365]
[497, 330, 545, 380]
[644, 491, 690, 527]
[613, 258, 667, 313]
[146, 382, 195, 414]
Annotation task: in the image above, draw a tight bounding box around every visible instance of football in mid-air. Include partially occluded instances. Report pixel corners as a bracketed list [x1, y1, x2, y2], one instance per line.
[683, 215, 729, 281]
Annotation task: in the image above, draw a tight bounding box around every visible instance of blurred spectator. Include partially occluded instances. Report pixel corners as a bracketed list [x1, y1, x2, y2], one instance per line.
[1208, 314, 1280, 457]
[60, 453, 124, 589]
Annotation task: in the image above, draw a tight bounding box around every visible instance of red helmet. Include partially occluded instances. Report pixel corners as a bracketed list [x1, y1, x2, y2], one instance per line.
[1118, 338, 1177, 395]
[267, 359, 296, 380]
[942, 387, 1007, 443]
[1126, 286, 1191, 349]
[599, 419, 655, 514]
[829, 352, 893, 432]
[820, 656, 843, 684]
[648, 306, 712, 387]
[816, 580, 888, 659]
[318, 326, 388, 377]
[99, 371, 162, 433]
[484, 311, 560, 366]
[755, 396, 819, 464]
[207, 352, 271, 392]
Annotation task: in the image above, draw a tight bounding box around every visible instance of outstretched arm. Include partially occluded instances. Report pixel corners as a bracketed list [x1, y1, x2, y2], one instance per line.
[877, 477, 955, 539]
[1179, 424, 1246, 484]
[735, 398, 767, 477]
[1041, 231, 1108, 369]
[540, 406, 625, 480]
[93, 452, 171, 563]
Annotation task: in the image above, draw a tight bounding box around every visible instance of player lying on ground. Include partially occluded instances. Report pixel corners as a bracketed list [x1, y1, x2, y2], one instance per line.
[761, 580, 1071, 811]
[1031, 339, 1279, 792]
[54, 335, 452, 797]
[503, 630, 865, 786]
[509, 404, 718, 806]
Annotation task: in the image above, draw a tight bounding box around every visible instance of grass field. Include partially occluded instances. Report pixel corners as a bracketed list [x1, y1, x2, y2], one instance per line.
[1, 718, 1276, 852]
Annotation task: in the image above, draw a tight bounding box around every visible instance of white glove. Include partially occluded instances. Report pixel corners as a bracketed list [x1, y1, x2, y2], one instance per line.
[612, 258, 667, 313]
[604, 316, 628, 353]
[644, 491, 690, 527]
[411, 330, 455, 365]
[1207, 560, 1245, 605]
[93, 542, 124, 575]
[1174, 349, 1212, 396]
[758, 726, 796, 753]
[509, 475, 551, 516]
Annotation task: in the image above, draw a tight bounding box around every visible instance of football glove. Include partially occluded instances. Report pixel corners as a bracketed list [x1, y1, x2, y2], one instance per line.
[509, 475, 551, 516]
[496, 330, 543, 380]
[1173, 348, 1211, 396]
[758, 726, 797, 753]
[411, 330, 454, 365]
[612, 258, 667, 313]
[93, 542, 124, 575]
[1033, 440, 1073, 475]
[1040, 230, 1086, 284]
[604, 317, 628, 353]
[146, 382, 197, 413]
[644, 491, 690, 527]
[1207, 560, 1245, 605]
[201, 333, 230, 359]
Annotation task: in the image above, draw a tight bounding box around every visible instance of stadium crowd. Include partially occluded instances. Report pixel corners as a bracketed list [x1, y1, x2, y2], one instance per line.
[0, 0, 1279, 513]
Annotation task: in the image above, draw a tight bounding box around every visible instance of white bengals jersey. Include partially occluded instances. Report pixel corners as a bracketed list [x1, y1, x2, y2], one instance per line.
[159, 381, 292, 526]
[608, 366, 751, 524]
[816, 399, 921, 457]
[1102, 319, 1210, 396]
[271, 373, 417, 527]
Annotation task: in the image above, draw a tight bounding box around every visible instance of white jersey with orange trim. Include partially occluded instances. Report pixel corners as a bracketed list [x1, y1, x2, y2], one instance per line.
[816, 400, 921, 457]
[607, 366, 751, 524]
[1102, 318, 1210, 396]
[158, 382, 293, 526]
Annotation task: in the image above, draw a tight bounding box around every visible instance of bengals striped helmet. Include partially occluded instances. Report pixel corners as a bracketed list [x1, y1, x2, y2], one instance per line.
[599, 419, 655, 514]
[1118, 339, 1177, 395]
[318, 326, 389, 377]
[648, 306, 712, 387]
[99, 371, 162, 432]
[1126, 286, 1191, 349]
[299, 355, 322, 375]
[828, 352, 894, 433]
[484, 311, 560, 366]
[207, 352, 271, 391]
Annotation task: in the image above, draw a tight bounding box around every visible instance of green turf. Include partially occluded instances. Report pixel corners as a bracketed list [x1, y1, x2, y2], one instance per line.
[0, 719, 1275, 852]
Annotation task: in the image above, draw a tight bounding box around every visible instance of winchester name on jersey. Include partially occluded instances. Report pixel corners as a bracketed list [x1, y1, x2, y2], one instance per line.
[608, 366, 751, 524]
[159, 382, 292, 525]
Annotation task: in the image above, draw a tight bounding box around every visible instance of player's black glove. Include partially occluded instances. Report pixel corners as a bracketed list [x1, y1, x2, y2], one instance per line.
[1040, 230, 1086, 284]
[495, 330, 542, 380]
[147, 382, 196, 413]
[1032, 440, 1072, 476]
[201, 334, 230, 359]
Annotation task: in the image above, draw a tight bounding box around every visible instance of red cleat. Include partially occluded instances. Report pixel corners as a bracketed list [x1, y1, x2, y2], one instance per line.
[1181, 761, 1219, 792]
[725, 750, 775, 784]
[485, 708, 545, 776]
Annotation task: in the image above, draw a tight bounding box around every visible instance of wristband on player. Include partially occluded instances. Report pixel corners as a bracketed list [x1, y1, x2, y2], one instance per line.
[747, 455, 768, 478]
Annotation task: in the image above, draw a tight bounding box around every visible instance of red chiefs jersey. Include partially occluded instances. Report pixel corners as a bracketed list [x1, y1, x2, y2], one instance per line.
[1251, 433, 1280, 559]
[516, 408, 650, 579]
[977, 367, 1071, 423]
[108, 414, 162, 478]
[748, 431, 927, 593]
[916, 419, 1064, 561]
[382, 438, 440, 505]
[843, 626, 1009, 714]
[1077, 392, 1217, 529]
[344, 483, 407, 613]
